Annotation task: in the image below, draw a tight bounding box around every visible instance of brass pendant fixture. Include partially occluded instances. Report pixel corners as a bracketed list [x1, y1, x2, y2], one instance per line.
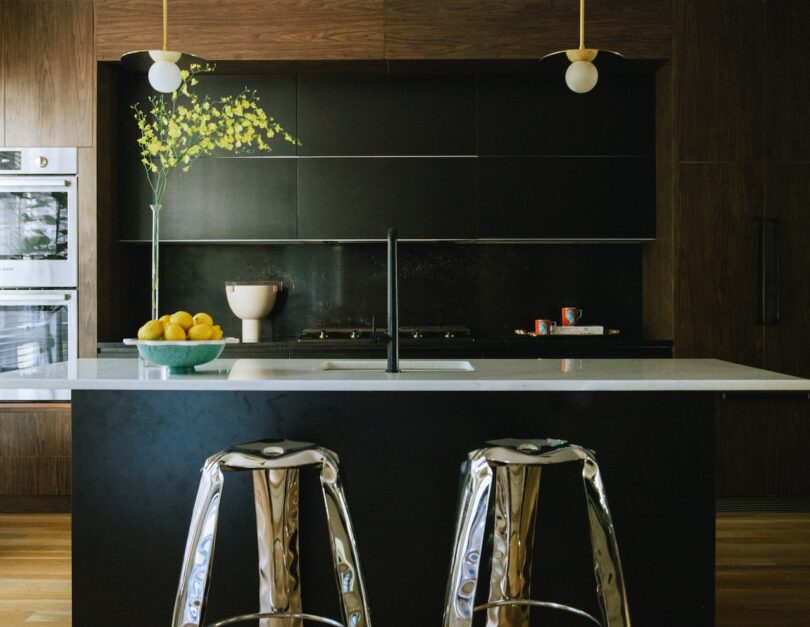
[542, 0, 623, 93]
[120, 0, 205, 93]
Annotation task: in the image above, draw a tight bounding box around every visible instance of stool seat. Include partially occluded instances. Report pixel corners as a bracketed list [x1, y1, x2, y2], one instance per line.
[172, 439, 371, 627]
[442, 438, 630, 627]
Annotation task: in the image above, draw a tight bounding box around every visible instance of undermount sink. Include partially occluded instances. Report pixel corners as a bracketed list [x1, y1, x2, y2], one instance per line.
[319, 360, 475, 372]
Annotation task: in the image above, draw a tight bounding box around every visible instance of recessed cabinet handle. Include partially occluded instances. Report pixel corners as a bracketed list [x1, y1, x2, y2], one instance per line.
[755, 217, 765, 325]
[770, 218, 780, 325]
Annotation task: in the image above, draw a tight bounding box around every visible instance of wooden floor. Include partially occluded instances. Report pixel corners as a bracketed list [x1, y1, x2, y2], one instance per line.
[0, 513, 808, 625]
[0, 514, 71, 626]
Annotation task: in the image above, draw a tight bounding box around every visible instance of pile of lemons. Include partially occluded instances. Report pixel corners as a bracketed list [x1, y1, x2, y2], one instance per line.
[137, 311, 224, 342]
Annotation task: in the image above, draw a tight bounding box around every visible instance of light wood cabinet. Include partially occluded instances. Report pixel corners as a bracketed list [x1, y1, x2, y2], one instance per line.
[1, 0, 94, 147]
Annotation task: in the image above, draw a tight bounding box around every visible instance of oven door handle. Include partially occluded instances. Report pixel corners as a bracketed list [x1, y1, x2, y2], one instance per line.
[0, 177, 72, 187]
[0, 293, 70, 302]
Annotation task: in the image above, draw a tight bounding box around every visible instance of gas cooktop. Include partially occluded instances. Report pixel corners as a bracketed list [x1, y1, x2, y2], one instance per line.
[299, 325, 473, 343]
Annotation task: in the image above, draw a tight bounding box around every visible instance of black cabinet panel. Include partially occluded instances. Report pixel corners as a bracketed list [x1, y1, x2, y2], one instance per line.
[297, 73, 476, 156]
[117, 72, 298, 240]
[119, 157, 298, 240]
[298, 158, 477, 239]
[478, 70, 655, 157]
[478, 157, 655, 238]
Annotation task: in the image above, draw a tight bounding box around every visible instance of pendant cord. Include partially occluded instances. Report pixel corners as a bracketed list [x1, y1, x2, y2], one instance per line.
[579, 0, 585, 49]
[162, 0, 168, 50]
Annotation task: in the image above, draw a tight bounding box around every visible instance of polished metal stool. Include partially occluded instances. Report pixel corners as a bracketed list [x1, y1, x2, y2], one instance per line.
[443, 438, 630, 627]
[172, 439, 371, 627]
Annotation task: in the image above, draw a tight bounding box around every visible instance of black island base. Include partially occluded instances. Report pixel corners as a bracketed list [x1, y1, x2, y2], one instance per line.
[72, 390, 714, 626]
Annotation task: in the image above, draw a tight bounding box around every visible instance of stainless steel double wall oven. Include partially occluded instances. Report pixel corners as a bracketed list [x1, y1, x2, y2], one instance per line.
[0, 147, 78, 399]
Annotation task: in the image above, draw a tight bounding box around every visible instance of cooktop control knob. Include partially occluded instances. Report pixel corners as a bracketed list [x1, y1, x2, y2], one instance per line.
[35, 155, 49, 168]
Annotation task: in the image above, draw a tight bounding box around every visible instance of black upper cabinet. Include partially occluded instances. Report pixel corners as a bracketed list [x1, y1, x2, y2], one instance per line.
[297, 73, 476, 156]
[478, 156, 656, 239]
[477, 69, 656, 157]
[298, 158, 477, 239]
[116, 67, 656, 241]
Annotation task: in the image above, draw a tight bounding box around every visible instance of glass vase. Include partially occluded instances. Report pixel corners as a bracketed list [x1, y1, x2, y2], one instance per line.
[150, 203, 161, 321]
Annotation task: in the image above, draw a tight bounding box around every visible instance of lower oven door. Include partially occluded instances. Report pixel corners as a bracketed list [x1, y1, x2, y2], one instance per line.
[0, 289, 76, 400]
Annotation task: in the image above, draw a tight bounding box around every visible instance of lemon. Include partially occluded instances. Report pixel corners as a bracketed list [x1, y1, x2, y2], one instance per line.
[193, 312, 214, 327]
[164, 323, 187, 341]
[210, 324, 223, 340]
[137, 319, 164, 341]
[158, 314, 172, 326]
[188, 323, 213, 341]
[170, 311, 194, 331]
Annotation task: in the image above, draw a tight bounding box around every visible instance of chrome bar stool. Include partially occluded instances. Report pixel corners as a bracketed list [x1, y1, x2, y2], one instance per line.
[172, 439, 372, 627]
[442, 438, 630, 627]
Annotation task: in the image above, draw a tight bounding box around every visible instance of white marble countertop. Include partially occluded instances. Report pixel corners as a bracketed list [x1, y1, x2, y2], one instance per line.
[0, 357, 808, 392]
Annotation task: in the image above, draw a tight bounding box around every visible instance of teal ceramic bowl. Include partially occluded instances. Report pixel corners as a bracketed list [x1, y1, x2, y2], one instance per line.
[123, 338, 237, 374]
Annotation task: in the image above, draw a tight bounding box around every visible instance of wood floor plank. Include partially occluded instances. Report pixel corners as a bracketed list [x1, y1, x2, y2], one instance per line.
[1, 512, 809, 625]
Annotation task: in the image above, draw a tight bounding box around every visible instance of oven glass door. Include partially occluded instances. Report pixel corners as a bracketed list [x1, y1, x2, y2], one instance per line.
[0, 290, 75, 400]
[0, 290, 76, 370]
[0, 177, 77, 287]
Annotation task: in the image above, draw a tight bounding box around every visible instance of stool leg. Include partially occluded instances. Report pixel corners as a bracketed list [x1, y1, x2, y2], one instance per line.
[581, 454, 631, 627]
[442, 452, 493, 627]
[172, 455, 226, 627]
[486, 465, 542, 627]
[319, 455, 372, 627]
[253, 468, 302, 627]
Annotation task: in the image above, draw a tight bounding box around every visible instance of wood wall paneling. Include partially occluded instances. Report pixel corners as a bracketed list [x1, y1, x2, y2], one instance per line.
[643, 61, 675, 341]
[79, 146, 98, 357]
[2, 0, 94, 146]
[95, 0, 385, 61]
[763, 163, 810, 378]
[384, 0, 671, 60]
[675, 0, 763, 162]
[764, 0, 810, 162]
[675, 163, 763, 365]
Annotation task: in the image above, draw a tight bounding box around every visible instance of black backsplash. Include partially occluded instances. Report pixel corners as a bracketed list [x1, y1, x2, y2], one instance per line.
[117, 242, 642, 341]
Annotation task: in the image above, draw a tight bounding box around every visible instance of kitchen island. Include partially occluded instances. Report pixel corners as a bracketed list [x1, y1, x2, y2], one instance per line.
[2, 358, 808, 627]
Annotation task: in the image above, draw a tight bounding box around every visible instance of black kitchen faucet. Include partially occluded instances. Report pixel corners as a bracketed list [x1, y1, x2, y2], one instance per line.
[386, 227, 399, 373]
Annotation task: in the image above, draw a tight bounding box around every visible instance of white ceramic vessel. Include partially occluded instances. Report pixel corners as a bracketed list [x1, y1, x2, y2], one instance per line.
[225, 281, 281, 343]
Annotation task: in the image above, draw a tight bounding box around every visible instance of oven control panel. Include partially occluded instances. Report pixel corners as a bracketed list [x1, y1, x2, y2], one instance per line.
[0, 147, 77, 174]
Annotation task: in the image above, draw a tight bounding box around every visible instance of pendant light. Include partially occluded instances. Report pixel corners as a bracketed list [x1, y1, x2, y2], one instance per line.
[542, 0, 622, 93]
[121, 0, 205, 93]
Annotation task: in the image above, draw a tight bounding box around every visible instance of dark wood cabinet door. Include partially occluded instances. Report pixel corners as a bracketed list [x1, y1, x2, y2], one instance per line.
[675, 0, 763, 162]
[763, 163, 810, 378]
[0, 403, 71, 496]
[676, 163, 763, 365]
[764, 0, 810, 162]
[717, 394, 810, 497]
[2, 0, 94, 146]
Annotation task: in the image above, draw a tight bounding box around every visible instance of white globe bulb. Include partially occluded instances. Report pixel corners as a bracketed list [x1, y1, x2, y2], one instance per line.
[148, 60, 182, 93]
[565, 61, 599, 94]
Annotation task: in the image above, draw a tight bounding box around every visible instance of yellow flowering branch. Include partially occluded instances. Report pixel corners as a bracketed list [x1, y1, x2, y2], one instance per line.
[132, 63, 298, 207]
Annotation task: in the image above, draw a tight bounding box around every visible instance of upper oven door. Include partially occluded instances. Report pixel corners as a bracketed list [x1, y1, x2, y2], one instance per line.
[0, 175, 78, 287]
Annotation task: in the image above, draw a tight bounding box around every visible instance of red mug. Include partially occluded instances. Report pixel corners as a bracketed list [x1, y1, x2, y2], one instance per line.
[561, 307, 583, 326]
[534, 319, 554, 336]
